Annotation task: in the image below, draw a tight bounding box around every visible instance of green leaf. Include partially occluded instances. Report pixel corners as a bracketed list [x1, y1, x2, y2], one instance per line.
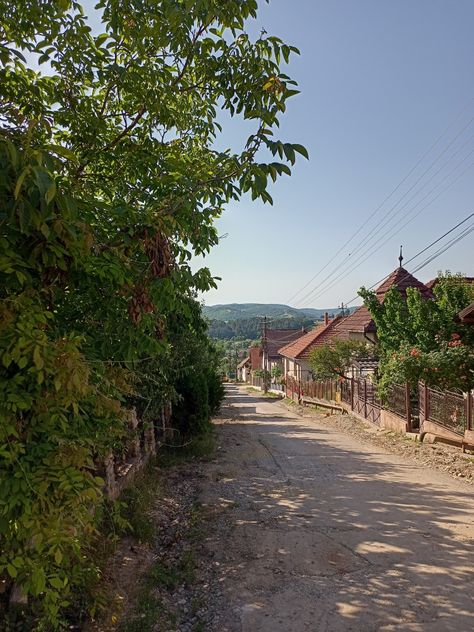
[292, 144, 309, 160]
[14, 168, 30, 199]
[7, 564, 17, 578]
[95, 33, 109, 47]
[49, 576, 64, 590]
[48, 144, 78, 163]
[33, 346, 44, 371]
[46, 181, 57, 204]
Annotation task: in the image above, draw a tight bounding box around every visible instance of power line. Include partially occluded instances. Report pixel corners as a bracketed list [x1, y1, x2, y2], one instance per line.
[342, 211, 474, 305]
[297, 147, 474, 307]
[297, 158, 474, 306]
[287, 98, 474, 306]
[410, 223, 474, 275]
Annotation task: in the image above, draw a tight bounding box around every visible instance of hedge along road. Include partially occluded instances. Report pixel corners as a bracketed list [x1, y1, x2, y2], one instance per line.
[199, 384, 474, 632]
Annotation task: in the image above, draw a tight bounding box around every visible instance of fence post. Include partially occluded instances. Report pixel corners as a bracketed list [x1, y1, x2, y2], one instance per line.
[466, 390, 472, 432]
[425, 382, 429, 421]
[363, 379, 367, 419]
[350, 378, 354, 410]
[405, 383, 412, 432]
[420, 381, 428, 427]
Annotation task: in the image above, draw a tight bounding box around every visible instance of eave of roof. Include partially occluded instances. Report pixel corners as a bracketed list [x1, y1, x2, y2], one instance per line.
[279, 316, 342, 360]
[237, 356, 251, 369]
[459, 301, 474, 323]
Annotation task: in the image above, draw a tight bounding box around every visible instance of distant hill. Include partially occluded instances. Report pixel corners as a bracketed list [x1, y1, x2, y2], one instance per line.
[203, 303, 345, 322]
[203, 303, 356, 340]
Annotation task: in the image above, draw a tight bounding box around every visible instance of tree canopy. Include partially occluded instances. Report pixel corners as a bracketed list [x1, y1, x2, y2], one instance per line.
[0, 0, 305, 626]
[359, 273, 474, 392]
[308, 339, 373, 380]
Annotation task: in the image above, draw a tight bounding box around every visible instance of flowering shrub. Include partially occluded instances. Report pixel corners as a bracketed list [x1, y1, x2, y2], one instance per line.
[379, 342, 474, 394]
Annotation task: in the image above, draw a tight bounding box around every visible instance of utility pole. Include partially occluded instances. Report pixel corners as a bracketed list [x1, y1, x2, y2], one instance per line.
[262, 316, 269, 392]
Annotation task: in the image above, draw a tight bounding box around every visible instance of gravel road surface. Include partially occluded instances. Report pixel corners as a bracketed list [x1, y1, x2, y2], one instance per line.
[199, 384, 474, 632]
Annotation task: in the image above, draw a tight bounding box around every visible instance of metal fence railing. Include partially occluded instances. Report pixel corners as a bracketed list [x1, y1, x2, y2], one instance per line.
[283, 375, 473, 447]
[419, 382, 470, 437]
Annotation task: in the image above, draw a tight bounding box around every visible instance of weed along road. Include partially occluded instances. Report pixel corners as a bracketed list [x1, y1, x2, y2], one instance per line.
[199, 384, 474, 632]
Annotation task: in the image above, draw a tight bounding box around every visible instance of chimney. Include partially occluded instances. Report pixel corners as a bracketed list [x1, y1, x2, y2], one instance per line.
[324, 312, 329, 325]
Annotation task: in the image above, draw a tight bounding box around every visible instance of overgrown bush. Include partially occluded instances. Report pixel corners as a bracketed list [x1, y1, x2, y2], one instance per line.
[0, 0, 304, 626]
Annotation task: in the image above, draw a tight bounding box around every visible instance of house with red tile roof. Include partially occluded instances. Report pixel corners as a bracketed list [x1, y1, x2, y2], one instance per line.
[237, 345, 263, 382]
[278, 266, 433, 381]
[279, 314, 342, 381]
[332, 266, 433, 346]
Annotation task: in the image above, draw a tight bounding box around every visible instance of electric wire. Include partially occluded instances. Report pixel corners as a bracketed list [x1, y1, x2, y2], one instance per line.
[287, 98, 474, 306]
[340, 212, 474, 306]
[297, 144, 474, 306]
[297, 157, 474, 306]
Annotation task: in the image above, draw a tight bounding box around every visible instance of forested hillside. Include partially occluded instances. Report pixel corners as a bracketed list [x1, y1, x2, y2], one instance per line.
[205, 304, 356, 340]
[203, 303, 342, 321]
[207, 315, 316, 340]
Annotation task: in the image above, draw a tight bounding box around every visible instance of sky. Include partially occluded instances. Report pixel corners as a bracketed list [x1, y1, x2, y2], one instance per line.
[190, 0, 474, 308]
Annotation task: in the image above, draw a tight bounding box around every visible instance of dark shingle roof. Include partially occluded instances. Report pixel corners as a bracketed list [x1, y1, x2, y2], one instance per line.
[266, 329, 306, 358]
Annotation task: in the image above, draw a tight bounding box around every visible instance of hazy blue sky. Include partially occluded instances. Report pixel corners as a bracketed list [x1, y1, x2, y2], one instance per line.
[191, 0, 474, 308]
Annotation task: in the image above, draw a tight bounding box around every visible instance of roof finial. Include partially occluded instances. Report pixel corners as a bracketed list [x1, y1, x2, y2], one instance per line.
[399, 245, 403, 268]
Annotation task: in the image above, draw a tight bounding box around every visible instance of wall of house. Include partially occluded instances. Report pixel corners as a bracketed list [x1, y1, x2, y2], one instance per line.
[348, 331, 377, 345]
[282, 357, 312, 381]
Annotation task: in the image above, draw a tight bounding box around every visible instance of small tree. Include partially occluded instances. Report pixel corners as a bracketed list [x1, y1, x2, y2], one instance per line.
[309, 340, 373, 380]
[359, 272, 474, 392]
[271, 364, 283, 382]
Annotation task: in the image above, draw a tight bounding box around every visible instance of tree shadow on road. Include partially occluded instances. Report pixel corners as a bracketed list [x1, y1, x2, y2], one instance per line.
[202, 385, 474, 631]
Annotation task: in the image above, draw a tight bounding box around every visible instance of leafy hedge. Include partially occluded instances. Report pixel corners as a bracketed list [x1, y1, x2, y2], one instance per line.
[0, 0, 304, 627]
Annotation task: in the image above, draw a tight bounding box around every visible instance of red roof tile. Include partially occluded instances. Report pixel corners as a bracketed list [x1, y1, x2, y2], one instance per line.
[279, 317, 342, 359]
[375, 267, 433, 301]
[332, 306, 374, 338]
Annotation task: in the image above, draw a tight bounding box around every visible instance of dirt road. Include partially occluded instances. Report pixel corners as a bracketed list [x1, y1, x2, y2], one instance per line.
[199, 385, 474, 632]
